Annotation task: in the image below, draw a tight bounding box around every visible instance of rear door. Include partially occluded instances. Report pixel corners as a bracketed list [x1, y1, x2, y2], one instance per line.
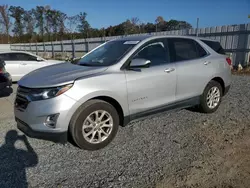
[15, 53, 47, 76]
[167, 38, 214, 101]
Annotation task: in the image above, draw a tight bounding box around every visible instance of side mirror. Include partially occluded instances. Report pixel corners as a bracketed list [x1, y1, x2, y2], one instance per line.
[36, 57, 44, 61]
[129, 58, 151, 69]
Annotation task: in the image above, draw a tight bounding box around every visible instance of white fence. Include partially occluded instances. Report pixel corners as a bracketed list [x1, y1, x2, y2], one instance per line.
[0, 44, 10, 51]
[10, 23, 250, 66]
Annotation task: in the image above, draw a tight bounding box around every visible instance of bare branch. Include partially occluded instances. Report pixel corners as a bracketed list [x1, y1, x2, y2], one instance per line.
[0, 5, 11, 42]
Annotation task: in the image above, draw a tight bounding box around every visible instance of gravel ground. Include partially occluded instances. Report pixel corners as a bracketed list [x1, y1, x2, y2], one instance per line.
[0, 75, 250, 188]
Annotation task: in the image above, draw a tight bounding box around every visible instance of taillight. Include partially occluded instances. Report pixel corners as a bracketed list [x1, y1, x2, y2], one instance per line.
[226, 57, 232, 66]
[0, 67, 6, 73]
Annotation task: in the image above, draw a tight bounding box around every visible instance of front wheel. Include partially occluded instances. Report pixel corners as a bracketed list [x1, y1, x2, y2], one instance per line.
[69, 99, 119, 150]
[198, 80, 223, 113]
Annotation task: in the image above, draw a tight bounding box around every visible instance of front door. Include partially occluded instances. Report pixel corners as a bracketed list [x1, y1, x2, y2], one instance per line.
[125, 39, 176, 115]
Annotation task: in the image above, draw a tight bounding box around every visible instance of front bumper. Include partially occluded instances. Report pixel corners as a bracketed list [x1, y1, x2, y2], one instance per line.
[16, 117, 67, 143]
[14, 91, 78, 143]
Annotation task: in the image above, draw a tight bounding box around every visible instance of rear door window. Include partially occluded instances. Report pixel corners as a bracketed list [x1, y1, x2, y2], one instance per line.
[168, 38, 203, 62]
[14, 53, 37, 61]
[0, 54, 7, 61]
[201, 40, 225, 55]
[0, 53, 38, 61]
[3, 53, 19, 61]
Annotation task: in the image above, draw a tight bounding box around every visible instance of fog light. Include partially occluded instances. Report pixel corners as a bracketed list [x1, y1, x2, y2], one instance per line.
[45, 113, 59, 128]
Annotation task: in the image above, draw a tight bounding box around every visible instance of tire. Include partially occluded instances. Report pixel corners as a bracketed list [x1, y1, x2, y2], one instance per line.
[198, 80, 223, 113]
[69, 99, 119, 150]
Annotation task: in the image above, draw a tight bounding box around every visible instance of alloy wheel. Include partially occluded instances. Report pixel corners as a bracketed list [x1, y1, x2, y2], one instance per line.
[206, 86, 221, 109]
[82, 110, 113, 144]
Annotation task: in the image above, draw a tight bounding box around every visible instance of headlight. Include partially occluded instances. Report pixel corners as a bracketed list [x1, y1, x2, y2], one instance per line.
[28, 84, 73, 101]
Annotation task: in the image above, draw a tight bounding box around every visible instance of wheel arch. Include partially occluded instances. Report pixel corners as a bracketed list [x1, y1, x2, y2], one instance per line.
[211, 77, 225, 95]
[67, 94, 127, 148]
[90, 96, 125, 127]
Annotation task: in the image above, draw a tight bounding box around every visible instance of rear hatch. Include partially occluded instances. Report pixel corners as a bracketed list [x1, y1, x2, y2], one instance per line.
[201, 39, 232, 66]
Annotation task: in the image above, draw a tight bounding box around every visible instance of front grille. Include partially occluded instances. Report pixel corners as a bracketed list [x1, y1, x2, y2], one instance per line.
[15, 95, 29, 109]
[15, 86, 31, 109]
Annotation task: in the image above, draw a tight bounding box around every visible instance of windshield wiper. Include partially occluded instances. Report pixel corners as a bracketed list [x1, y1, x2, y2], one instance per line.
[78, 62, 108, 67]
[78, 63, 96, 66]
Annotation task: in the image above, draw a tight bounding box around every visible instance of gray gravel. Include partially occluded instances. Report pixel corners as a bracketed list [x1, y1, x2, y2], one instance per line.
[0, 75, 250, 188]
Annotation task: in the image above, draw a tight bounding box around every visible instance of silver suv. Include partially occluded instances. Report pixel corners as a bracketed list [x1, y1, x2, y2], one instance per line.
[14, 35, 232, 150]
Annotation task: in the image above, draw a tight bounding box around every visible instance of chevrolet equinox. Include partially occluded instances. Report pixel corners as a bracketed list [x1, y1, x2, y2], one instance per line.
[14, 35, 232, 150]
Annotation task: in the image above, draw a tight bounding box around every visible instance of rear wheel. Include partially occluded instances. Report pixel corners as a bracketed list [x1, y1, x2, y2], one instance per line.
[69, 99, 119, 150]
[198, 80, 223, 113]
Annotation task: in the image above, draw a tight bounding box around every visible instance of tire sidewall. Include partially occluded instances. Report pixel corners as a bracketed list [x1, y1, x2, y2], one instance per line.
[73, 101, 119, 150]
[201, 81, 223, 113]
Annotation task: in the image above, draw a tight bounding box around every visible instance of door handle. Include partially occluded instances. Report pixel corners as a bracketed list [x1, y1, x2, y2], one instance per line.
[204, 61, 211, 65]
[164, 68, 175, 73]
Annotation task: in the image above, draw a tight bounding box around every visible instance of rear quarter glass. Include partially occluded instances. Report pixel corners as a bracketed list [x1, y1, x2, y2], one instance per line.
[201, 40, 225, 55]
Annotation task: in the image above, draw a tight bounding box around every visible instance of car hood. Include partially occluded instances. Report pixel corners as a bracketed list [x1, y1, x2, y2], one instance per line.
[18, 62, 108, 88]
[45, 59, 65, 64]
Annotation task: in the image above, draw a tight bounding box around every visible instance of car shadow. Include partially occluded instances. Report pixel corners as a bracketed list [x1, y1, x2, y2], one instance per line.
[0, 87, 13, 98]
[0, 130, 38, 188]
[186, 106, 201, 113]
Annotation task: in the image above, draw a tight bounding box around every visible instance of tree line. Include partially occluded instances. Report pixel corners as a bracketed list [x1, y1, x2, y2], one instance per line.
[0, 5, 193, 44]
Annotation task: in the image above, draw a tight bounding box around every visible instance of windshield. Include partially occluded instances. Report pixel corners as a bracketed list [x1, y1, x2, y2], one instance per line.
[77, 40, 139, 66]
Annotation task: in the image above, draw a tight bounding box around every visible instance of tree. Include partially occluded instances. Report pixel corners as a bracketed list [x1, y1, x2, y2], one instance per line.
[177, 21, 192, 30]
[34, 6, 46, 41]
[0, 22, 4, 43]
[130, 17, 140, 33]
[9, 6, 25, 38]
[0, 4, 194, 43]
[166, 19, 181, 30]
[57, 11, 67, 40]
[131, 17, 139, 25]
[155, 16, 165, 32]
[23, 10, 35, 35]
[123, 19, 133, 35]
[44, 6, 54, 41]
[66, 14, 80, 39]
[155, 16, 164, 24]
[144, 22, 155, 33]
[0, 5, 11, 43]
[77, 12, 90, 38]
[100, 27, 105, 37]
[44, 6, 64, 41]
[105, 25, 114, 36]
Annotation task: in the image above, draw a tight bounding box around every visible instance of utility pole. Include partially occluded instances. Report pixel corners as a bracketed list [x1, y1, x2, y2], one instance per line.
[196, 18, 199, 37]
